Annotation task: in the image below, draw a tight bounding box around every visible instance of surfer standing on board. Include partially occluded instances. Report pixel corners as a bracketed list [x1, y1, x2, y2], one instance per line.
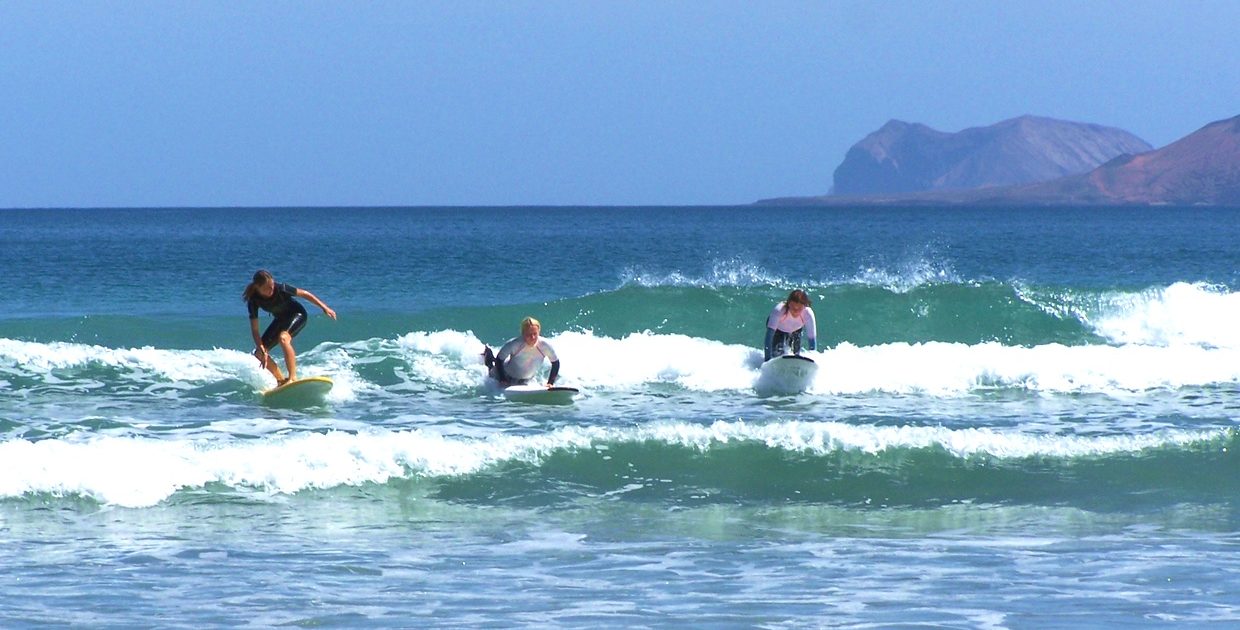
[483, 316, 561, 388]
[764, 289, 817, 361]
[243, 269, 337, 386]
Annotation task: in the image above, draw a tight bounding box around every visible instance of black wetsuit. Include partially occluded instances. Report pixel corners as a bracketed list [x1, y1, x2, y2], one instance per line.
[247, 282, 308, 349]
[768, 329, 803, 360]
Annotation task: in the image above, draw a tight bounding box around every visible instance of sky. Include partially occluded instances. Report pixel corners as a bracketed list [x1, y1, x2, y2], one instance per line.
[1, 1, 1238, 208]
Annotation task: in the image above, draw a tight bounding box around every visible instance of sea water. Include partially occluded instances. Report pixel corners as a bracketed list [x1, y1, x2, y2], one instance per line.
[2, 206, 1240, 627]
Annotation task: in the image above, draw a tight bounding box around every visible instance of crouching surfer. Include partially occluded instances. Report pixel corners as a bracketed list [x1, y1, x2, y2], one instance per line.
[243, 269, 337, 386]
[764, 289, 817, 361]
[482, 316, 561, 388]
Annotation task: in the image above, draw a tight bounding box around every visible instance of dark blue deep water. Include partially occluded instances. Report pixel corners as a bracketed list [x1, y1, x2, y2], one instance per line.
[3, 206, 1240, 627]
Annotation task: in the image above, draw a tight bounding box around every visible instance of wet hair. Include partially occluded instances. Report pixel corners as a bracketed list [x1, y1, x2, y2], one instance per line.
[242, 269, 274, 302]
[521, 316, 541, 334]
[782, 289, 812, 312]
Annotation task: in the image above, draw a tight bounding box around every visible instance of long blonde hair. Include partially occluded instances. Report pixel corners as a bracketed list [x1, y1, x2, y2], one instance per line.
[242, 269, 273, 302]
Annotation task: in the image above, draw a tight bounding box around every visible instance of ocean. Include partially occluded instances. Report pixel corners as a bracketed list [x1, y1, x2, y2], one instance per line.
[3, 205, 1240, 627]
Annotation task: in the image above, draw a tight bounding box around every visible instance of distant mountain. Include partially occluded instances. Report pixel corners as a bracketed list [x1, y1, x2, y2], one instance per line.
[759, 114, 1240, 207]
[998, 115, 1240, 206]
[832, 116, 1152, 195]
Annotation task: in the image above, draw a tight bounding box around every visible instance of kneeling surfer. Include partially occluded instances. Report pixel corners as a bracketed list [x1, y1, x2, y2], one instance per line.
[483, 316, 561, 388]
[243, 269, 337, 385]
[764, 289, 817, 361]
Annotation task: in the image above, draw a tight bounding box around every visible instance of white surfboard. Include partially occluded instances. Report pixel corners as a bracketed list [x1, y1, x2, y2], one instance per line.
[261, 375, 333, 408]
[500, 384, 579, 405]
[756, 354, 818, 395]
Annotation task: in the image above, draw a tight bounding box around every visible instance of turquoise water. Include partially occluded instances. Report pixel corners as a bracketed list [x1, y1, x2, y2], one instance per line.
[4, 206, 1240, 626]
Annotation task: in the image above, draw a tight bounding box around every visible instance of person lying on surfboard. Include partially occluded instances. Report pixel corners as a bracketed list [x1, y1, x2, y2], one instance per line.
[242, 269, 337, 386]
[482, 316, 561, 388]
[764, 289, 817, 361]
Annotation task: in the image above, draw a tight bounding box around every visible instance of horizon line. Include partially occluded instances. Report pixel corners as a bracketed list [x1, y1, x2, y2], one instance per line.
[0, 203, 768, 211]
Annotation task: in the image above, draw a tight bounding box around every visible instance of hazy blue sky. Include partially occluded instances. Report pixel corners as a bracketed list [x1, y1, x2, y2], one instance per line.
[2, 1, 1237, 207]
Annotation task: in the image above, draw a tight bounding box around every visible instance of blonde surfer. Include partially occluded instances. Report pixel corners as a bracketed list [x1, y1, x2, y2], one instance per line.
[482, 316, 561, 388]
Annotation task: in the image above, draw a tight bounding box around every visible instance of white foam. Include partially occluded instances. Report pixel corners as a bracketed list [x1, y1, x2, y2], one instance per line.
[1089, 282, 1240, 348]
[489, 330, 1240, 395]
[816, 340, 1240, 394]
[394, 330, 490, 389]
[0, 338, 260, 385]
[10, 329, 1240, 397]
[0, 422, 1223, 508]
[392, 328, 759, 392]
[546, 330, 757, 391]
[302, 344, 369, 403]
[0, 337, 368, 396]
[385, 329, 1240, 395]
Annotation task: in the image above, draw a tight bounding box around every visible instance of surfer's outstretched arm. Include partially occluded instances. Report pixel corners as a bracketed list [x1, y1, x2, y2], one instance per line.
[295, 289, 337, 320]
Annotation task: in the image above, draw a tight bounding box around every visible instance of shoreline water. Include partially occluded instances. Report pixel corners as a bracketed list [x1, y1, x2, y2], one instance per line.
[4, 206, 1240, 626]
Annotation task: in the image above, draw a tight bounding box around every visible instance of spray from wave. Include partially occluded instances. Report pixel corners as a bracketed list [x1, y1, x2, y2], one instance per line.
[617, 256, 964, 293]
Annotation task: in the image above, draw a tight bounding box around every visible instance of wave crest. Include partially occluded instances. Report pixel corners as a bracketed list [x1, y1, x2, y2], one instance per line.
[2, 422, 1228, 508]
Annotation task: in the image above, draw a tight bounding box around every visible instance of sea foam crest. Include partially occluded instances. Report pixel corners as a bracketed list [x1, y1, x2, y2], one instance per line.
[0, 338, 258, 384]
[391, 329, 493, 389]
[529, 331, 1240, 394]
[385, 329, 1240, 394]
[819, 341, 1240, 394]
[0, 337, 364, 398]
[548, 330, 759, 391]
[307, 344, 370, 402]
[389, 329, 761, 392]
[1089, 282, 1240, 348]
[1, 422, 1223, 508]
[10, 329, 1240, 396]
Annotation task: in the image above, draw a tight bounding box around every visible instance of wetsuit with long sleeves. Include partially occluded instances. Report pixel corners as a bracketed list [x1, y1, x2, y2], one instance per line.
[491, 336, 560, 385]
[764, 301, 817, 361]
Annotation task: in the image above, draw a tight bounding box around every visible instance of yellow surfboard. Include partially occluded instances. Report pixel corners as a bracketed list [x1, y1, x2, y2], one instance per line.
[261, 376, 333, 408]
